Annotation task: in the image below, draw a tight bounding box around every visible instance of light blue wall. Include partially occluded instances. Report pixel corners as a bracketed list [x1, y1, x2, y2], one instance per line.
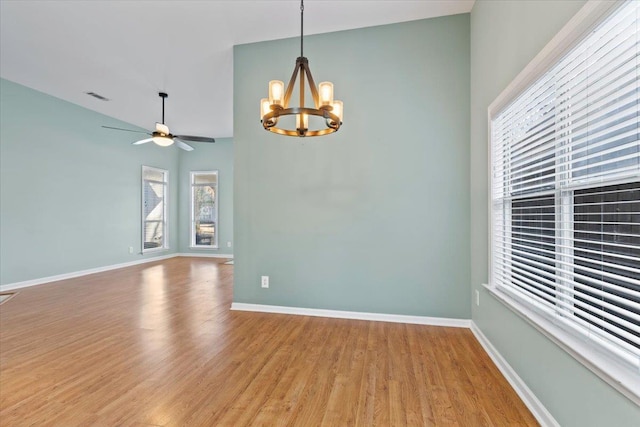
[178, 138, 234, 255]
[470, 1, 640, 425]
[0, 78, 180, 285]
[234, 14, 470, 317]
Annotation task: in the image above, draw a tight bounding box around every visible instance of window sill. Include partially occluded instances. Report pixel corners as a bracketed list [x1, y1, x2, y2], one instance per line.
[483, 283, 640, 406]
[189, 246, 219, 250]
[142, 247, 170, 255]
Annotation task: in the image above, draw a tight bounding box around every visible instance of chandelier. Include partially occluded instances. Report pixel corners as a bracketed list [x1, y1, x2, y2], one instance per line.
[260, 0, 343, 137]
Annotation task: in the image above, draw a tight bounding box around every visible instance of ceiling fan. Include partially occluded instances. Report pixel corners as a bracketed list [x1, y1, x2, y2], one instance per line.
[102, 92, 215, 151]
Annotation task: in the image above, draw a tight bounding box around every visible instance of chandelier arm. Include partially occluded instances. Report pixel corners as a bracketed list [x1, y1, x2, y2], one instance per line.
[299, 62, 305, 110]
[302, 63, 321, 109]
[283, 60, 302, 108]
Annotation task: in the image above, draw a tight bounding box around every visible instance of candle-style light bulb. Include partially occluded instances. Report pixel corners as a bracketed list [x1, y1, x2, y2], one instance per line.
[260, 98, 270, 120]
[332, 100, 343, 123]
[296, 113, 309, 130]
[269, 80, 284, 106]
[318, 82, 334, 108]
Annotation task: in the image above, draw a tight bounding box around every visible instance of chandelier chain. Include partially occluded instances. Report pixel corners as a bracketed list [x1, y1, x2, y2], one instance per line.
[300, 0, 304, 57]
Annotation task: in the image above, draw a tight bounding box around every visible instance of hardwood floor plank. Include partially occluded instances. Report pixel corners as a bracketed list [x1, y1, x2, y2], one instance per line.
[372, 322, 391, 426]
[353, 322, 377, 426]
[0, 257, 538, 426]
[406, 324, 437, 425]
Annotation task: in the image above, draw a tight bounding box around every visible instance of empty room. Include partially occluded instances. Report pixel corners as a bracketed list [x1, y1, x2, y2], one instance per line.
[0, 0, 638, 425]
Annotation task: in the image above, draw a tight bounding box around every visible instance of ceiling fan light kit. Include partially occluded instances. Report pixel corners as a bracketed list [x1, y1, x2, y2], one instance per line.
[102, 92, 215, 151]
[260, 0, 343, 137]
[152, 135, 174, 147]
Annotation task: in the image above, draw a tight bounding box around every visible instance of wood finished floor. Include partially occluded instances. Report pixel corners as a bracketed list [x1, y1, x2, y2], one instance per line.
[0, 257, 538, 426]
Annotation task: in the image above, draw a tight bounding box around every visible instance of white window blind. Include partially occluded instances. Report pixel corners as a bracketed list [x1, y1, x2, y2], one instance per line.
[491, 0, 640, 373]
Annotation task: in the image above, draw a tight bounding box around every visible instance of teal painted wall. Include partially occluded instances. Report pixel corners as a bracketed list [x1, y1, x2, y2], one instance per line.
[0, 78, 180, 285]
[178, 138, 234, 255]
[234, 14, 470, 317]
[470, 1, 640, 425]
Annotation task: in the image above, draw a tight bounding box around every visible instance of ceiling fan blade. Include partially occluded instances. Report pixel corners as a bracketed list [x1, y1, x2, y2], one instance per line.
[132, 138, 153, 145]
[175, 135, 215, 143]
[175, 139, 194, 151]
[155, 122, 170, 134]
[102, 125, 150, 135]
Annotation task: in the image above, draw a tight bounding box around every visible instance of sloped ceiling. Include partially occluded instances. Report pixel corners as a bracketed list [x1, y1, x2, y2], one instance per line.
[1, 0, 474, 138]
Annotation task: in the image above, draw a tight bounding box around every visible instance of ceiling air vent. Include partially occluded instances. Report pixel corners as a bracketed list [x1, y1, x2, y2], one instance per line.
[85, 91, 109, 101]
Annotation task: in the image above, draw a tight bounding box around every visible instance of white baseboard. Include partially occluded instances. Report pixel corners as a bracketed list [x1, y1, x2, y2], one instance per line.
[177, 252, 233, 258]
[0, 254, 180, 292]
[230, 302, 470, 328]
[470, 321, 559, 427]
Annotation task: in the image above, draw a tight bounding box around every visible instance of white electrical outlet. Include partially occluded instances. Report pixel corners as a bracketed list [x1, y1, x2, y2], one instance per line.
[261, 276, 269, 288]
[227, 241, 232, 248]
[475, 289, 480, 306]
[129, 246, 134, 254]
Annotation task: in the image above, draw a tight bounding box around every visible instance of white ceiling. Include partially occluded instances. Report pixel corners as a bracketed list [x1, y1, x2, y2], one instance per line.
[0, 0, 474, 138]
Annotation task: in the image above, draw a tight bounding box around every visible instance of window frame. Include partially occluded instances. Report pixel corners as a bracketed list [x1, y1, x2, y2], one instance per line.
[486, 0, 640, 405]
[142, 165, 169, 253]
[189, 170, 219, 249]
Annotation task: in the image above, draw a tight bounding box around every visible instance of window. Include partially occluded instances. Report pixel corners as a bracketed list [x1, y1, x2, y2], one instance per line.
[490, 0, 639, 400]
[190, 171, 218, 248]
[142, 166, 168, 252]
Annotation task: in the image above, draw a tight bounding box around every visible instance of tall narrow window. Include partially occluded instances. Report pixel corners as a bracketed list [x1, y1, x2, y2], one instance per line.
[191, 171, 218, 249]
[142, 166, 168, 252]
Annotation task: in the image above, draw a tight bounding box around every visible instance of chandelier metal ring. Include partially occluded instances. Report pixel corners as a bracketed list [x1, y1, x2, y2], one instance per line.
[262, 107, 340, 137]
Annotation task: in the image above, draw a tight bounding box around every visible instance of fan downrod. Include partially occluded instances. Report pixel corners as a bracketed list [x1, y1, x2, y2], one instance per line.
[159, 92, 168, 123]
